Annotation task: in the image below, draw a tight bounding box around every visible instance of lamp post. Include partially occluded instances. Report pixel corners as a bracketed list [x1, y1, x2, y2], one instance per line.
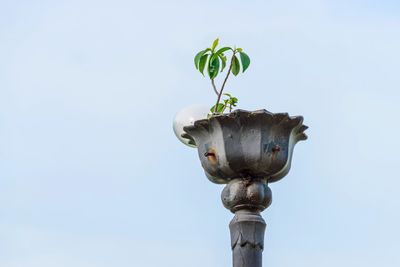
[181, 109, 307, 267]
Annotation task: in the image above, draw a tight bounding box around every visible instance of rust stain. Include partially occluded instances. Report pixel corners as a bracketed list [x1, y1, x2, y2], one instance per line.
[204, 148, 218, 165]
[272, 144, 280, 153]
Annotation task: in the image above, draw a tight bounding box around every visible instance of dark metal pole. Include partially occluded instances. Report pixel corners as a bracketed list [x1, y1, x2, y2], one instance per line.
[221, 179, 272, 267]
[230, 210, 266, 267]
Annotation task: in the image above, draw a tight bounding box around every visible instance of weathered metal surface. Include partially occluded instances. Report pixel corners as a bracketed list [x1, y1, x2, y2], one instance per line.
[183, 109, 307, 267]
[229, 210, 266, 267]
[221, 178, 272, 213]
[183, 109, 307, 184]
[222, 179, 271, 267]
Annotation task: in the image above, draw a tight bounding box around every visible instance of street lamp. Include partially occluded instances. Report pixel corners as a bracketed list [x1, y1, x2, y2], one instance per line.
[177, 109, 307, 267]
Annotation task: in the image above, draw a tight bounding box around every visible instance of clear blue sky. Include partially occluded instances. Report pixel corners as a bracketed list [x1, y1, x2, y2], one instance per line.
[1, 0, 400, 266]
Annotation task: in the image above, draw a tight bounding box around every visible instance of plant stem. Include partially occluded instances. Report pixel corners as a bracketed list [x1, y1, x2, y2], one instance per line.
[211, 79, 219, 96]
[214, 52, 236, 113]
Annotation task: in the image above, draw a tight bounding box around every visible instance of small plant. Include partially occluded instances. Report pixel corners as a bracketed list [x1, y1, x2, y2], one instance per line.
[194, 38, 250, 117]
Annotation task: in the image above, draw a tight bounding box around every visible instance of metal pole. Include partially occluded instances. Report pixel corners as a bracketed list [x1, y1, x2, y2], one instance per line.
[221, 178, 272, 267]
[230, 210, 266, 267]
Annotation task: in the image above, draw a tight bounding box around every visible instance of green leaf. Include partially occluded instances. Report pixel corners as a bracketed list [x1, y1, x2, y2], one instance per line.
[209, 52, 219, 61]
[231, 97, 238, 106]
[239, 52, 250, 72]
[224, 99, 229, 105]
[208, 55, 220, 79]
[236, 48, 243, 52]
[210, 103, 226, 113]
[199, 54, 209, 75]
[223, 93, 232, 97]
[231, 55, 240, 76]
[216, 47, 232, 55]
[194, 50, 205, 69]
[216, 103, 226, 113]
[218, 54, 226, 72]
[211, 38, 219, 51]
